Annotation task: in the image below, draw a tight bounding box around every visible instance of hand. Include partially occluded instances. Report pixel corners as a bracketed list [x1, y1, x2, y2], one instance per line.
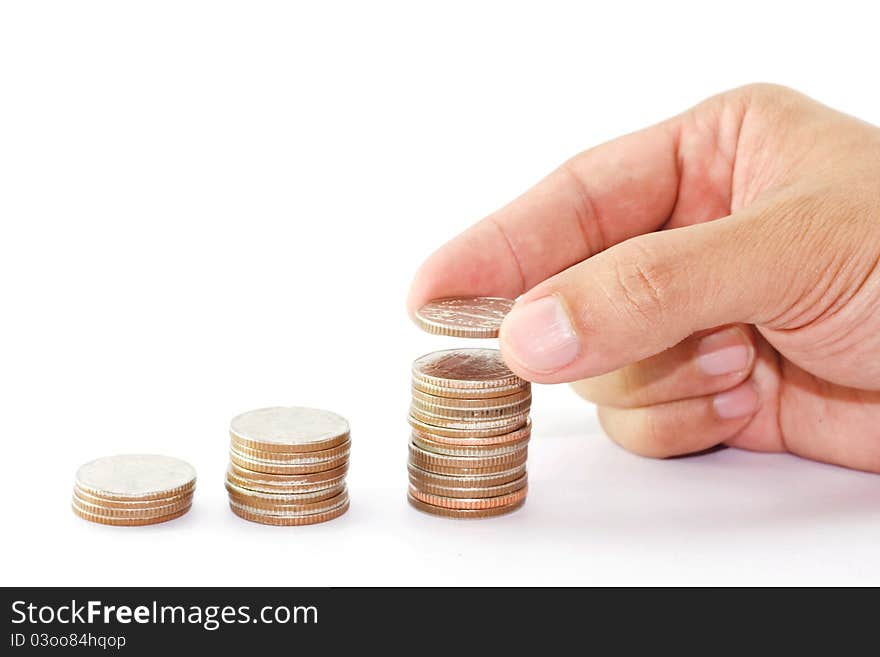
[407, 84, 880, 473]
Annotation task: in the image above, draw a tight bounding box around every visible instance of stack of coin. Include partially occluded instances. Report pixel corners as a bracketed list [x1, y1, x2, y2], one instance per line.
[407, 347, 531, 518]
[226, 406, 351, 526]
[72, 454, 196, 526]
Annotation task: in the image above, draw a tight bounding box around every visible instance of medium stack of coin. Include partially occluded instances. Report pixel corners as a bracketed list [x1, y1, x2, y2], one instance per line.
[407, 347, 531, 518]
[72, 454, 196, 526]
[226, 406, 351, 526]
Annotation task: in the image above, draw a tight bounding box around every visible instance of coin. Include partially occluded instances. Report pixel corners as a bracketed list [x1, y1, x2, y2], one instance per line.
[412, 349, 524, 392]
[229, 450, 349, 475]
[414, 297, 515, 339]
[407, 462, 527, 488]
[75, 454, 197, 501]
[72, 503, 192, 526]
[411, 432, 529, 457]
[228, 460, 348, 480]
[408, 483, 528, 510]
[71, 495, 192, 519]
[409, 473, 527, 499]
[72, 485, 192, 510]
[416, 459, 527, 476]
[408, 414, 527, 439]
[225, 481, 346, 507]
[230, 407, 350, 453]
[229, 499, 350, 526]
[410, 418, 532, 447]
[408, 442, 527, 470]
[410, 393, 532, 420]
[412, 378, 527, 399]
[226, 464, 347, 494]
[407, 494, 524, 519]
[230, 439, 351, 464]
[409, 408, 530, 432]
[228, 488, 349, 518]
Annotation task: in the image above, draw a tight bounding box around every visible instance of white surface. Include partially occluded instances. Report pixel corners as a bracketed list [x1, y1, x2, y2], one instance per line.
[2, 1, 880, 586]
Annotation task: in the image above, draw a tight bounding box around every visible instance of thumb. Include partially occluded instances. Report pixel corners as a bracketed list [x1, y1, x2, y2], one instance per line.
[499, 211, 785, 383]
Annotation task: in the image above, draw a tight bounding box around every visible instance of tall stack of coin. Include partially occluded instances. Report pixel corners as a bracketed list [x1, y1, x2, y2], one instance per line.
[226, 406, 351, 526]
[409, 298, 531, 518]
[72, 454, 196, 526]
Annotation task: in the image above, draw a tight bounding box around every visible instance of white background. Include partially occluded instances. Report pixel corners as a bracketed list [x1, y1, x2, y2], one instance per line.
[2, 1, 879, 586]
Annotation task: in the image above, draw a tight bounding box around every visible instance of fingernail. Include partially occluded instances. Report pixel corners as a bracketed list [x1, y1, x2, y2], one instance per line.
[502, 295, 580, 373]
[696, 327, 752, 376]
[712, 382, 759, 419]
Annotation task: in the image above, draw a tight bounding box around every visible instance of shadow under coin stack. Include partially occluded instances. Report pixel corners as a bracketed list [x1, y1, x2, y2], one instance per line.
[409, 297, 531, 518]
[226, 406, 351, 526]
[72, 454, 196, 526]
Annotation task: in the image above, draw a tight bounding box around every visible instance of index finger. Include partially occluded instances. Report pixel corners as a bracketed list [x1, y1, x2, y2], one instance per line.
[406, 119, 682, 317]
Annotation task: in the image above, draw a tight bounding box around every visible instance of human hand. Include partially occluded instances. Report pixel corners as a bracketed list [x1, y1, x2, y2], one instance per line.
[407, 84, 880, 473]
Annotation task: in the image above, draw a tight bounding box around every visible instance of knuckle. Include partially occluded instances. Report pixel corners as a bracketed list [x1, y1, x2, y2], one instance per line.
[750, 189, 868, 328]
[739, 83, 813, 132]
[739, 82, 797, 103]
[606, 240, 674, 328]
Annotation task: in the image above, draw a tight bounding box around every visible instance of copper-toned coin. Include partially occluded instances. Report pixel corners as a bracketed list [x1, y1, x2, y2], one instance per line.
[73, 486, 193, 515]
[408, 413, 527, 439]
[408, 442, 527, 470]
[412, 384, 530, 405]
[414, 297, 515, 339]
[410, 473, 527, 499]
[71, 495, 193, 519]
[75, 454, 197, 502]
[412, 378, 527, 399]
[230, 439, 351, 464]
[72, 503, 192, 526]
[226, 464, 347, 494]
[228, 460, 348, 482]
[410, 418, 532, 447]
[229, 499, 349, 526]
[228, 489, 348, 518]
[225, 480, 345, 507]
[411, 432, 528, 457]
[407, 462, 527, 488]
[407, 494, 524, 519]
[412, 349, 525, 394]
[229, 406, 350, 454]
[413, 459, 527, 476]
[229, 450, 348, 475]
[410, 381, 532, 408]
[408, 483, 528, 510]
[73, 485, 193, 510]
[409, 408, 530, 433]
[410, 394, 532, 421]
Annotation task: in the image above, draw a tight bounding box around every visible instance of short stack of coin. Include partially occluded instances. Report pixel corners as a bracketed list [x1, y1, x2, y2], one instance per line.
[407, 347, 531, 518]
[226, 406, 351, 526]
[72, 454, 196, 526]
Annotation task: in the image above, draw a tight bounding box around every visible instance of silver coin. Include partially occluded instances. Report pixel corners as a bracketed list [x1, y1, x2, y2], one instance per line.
[409, 408, 530, 431]
[75, 454, 197, 500]
[410, 386, 532, 410]
[228, 488, 349, 518]
[412, 349, 523, 390]
[411, 433, 529, 457]
[229, 406, 350, 453]
[414, 297, 515, 338]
